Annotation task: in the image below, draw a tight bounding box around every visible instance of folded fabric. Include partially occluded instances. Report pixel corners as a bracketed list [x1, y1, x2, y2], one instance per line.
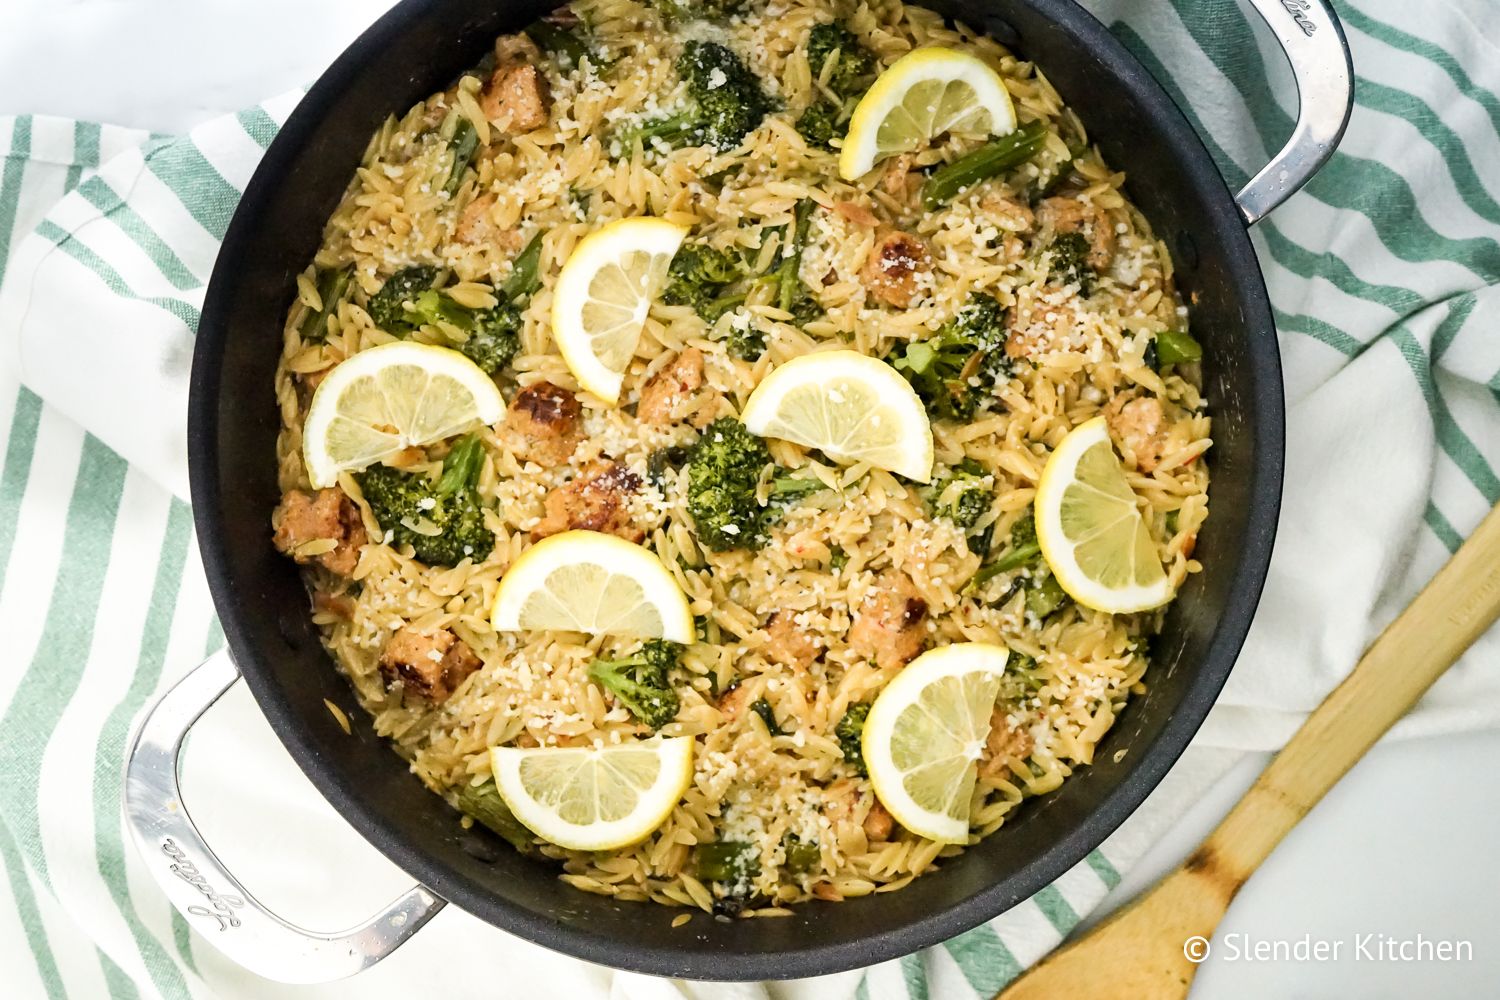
[0, 1, 1497, 998]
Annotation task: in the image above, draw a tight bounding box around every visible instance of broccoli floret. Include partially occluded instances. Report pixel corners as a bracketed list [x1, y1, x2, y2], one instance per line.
[1026, 570, 1069, 619]
[722, 318, 765, 360]
[367, 266, 439, 334]
[685, 418, 773, 551]
[457, 304, 522, 375]
[795, 25, 873, 153]
[1048, 232, 1096, 296]
[615, 42, 774, 153]
[369, 232, 545, 374]
[587, 639, 683, 729]
[835, 703, 869, 776]
[889, 293, 1011, 420]
[805, 24, 876, 98]
[683, 420, 814, 549]
[651, 0, 748, 24]
[794, 101, 844, 150]
[932, 458, 992, 532]
[662, 243, 746, 315]
[357, 434, 494, 567]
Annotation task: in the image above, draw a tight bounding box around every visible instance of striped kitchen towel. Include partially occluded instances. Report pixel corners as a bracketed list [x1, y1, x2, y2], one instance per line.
[0, 1, 1497, 998]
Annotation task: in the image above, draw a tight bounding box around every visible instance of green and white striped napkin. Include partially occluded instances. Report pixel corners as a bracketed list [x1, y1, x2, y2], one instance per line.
[1, 1, 1497, 997]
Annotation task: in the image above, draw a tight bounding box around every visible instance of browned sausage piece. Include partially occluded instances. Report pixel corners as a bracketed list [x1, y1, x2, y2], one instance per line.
[1105, 395, 1170, 473]
[860, 230, 932, 309]
[1037, 196, 1115, 271]
[272, 488, 367, 577]
[717, 681, 754, 722]
[762, 611, 819, 671]
[508, 381, 582, 466]
[862, 801, 894, 842]
[532, 460, 644, 542]
[480, 35, 551, 134]
[978, 705, 1035, 780]
[637, 347, 705, 426]
[454, 193, 497, 245]
[847, 571, 928, 670]
[379, 626, 482, 702]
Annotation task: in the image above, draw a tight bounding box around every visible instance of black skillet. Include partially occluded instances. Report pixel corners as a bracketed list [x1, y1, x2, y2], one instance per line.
[124, 0, 1352, 983]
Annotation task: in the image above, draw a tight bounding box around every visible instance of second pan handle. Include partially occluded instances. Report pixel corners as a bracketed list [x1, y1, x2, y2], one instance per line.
[1234, 0, 1354, 225]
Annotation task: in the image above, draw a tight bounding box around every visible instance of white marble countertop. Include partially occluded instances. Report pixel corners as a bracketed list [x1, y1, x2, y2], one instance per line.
[2, 1, 1495, 997]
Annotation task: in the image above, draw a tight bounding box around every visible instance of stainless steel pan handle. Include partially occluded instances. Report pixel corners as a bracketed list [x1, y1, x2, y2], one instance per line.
[121, 649, 446, 984]
[1235, 0, 1354, 225]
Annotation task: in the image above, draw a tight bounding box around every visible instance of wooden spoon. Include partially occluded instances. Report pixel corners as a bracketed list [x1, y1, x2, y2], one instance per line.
[998, 501, 1500, 1000]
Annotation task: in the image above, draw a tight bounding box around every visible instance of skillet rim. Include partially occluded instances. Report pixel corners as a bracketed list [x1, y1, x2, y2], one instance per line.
[188, 0, 1284, 979]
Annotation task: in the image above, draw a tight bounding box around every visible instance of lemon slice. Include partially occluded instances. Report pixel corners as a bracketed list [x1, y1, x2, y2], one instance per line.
[490, 530, 695, 641]
[740, 350, 934, 482]
[491, 737, 694, 851]
[1035, 416, 1174, 613]
[551, 217, 687, 404]
[862, 643, 1009, 844]
[839, 47, 1017, 181]
[302, 341, 504, 488]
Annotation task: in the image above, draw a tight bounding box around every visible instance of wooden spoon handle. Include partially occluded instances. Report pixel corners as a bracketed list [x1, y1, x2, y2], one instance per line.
[998, 501, 1500, 1000]
[1197, 500, 1500, 888]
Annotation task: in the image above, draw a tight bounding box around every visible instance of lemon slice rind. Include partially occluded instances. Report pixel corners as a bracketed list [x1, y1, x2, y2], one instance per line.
[551, 217, 688, 404]
[839, 47, 1017, 181]
[302, 341, 504, 489]
[490, 737, 694, 851]
[490, 529, 695, 642]
[862, 643, 1010, 844]
[1034, 416, 1174, 614]
[740, 350, 935, 482]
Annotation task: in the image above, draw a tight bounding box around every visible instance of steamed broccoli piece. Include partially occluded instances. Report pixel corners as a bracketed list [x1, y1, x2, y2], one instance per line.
[662, 243, 746, 315]
[458, 305, 523, 374]
[588, 639, 683, 729]
[835, 703, 869, 776]
[685, 418, 773, 551]
[806, 23, 876, 97]
[616, 42, 774, 153]
[932, 459, 992, 532]
[888, 293, 1011, 421]
[369, 232, 547, 374]
[794, 101, 844, 150]
[358, 435, 494, 567]
[1153, 328, 1203, 367]
[1026, 570, 1069, 619]
[683, 419, 817, 549]
[1048, 231, 1096, 295]
[795, 25, 873, 151]
[367, 266, 439, 334]
[723, 318, 765, 359]
[651, 0, 749, 23]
